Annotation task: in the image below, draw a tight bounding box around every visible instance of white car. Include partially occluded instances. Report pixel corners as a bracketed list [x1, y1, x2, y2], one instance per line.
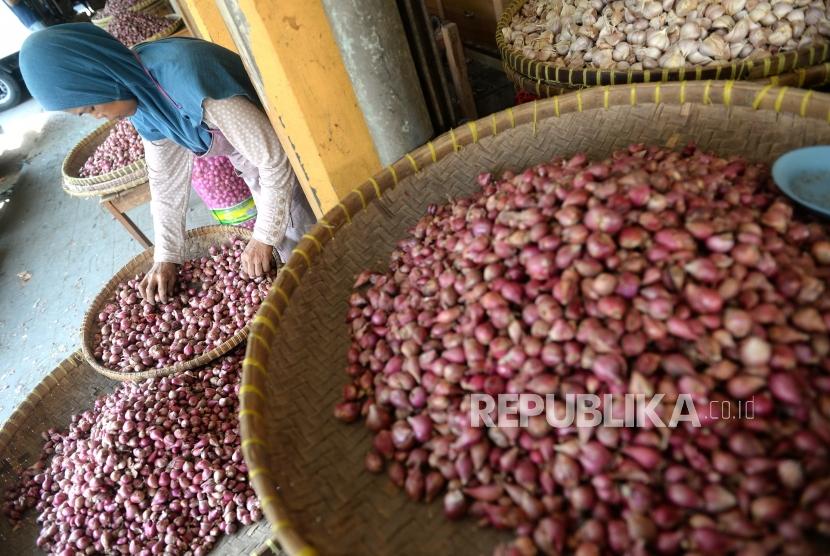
[0, 4, 33, 111]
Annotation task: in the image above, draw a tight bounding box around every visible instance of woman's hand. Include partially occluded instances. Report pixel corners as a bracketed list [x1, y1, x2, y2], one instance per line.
[140, 262, 178, 303]
[242, 238, 274, 277]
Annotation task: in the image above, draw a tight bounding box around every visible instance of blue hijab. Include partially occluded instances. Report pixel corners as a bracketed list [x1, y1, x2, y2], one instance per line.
[19, 23, 257, 154]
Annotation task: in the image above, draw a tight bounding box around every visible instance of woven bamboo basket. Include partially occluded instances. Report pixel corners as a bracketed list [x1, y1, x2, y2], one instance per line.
[506, 60, 830, 99]
[240, 80, 830, 555]
[497, 0, 830, 88]
[90, 0, 165, 29]
[61, 120, 148, 198]
[139, 14, 184, 44]
[81, 226, 259, 382]
[0, 351, 283, 555]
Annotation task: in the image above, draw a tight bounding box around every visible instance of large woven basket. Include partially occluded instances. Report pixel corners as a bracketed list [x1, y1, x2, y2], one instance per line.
[241, 80, 830, 555]
[0, 351, 282, 555]
[506, 60, 830, 99]
[497, 0, 830, 88]
[61, 120, 148, 198]
[81, 226, 259, 382]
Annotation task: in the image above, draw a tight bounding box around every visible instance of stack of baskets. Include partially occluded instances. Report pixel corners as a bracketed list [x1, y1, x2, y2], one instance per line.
[497, 0, 830, 98]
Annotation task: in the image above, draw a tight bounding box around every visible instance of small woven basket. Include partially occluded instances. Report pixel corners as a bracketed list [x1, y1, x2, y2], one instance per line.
[0, 351, 282, 554]
[61, 120, 148, 198]
[497, 0, 830, 88]
[81, 226, 259, 382]
[139, 15, 184, 44]
[240, 80, 830, 555]
[90, 0, 168, 30]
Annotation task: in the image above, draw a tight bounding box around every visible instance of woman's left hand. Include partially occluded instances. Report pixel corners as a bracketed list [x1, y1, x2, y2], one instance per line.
[241, 238, 274, 277]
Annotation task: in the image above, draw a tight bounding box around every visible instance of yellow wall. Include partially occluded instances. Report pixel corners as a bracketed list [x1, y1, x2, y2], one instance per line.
[177, 0, 238, 52]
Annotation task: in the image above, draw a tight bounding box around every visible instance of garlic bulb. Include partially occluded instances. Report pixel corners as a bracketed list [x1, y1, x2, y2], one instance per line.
[786, 8, 806, 23]
[712, 15, 736, 30]
[613, 42, 632, 60]
[675, 0, 698, 18]
[660, 47, 687, 67]
[749, 27, 770, 46]
[680, 21, 702, 39]
[628, 30, 647, 45]
[768, 21, 794, 45]
[677, 38, 700, 55]
[700, 34, 731, 58]
[504, 0, 830, 72]
[705, 4, 725, 20]
[647, 28, 670, 50]
[641, 1, 664, 19]
[730, 40, 746, 57]
[724, 0, 748, 16]
[761, 11, 778, 26]
[773, 2, 793, 18]
[749, 3, 772, 22]
[725, 19, 750, 41]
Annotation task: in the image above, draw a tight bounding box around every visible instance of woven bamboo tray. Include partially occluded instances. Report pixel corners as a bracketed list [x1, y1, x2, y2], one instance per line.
[91, 0, 165, 29]
[507, 60, 830, 99]
[81, 226, 257, 382]
[0, 351, 284, 555]
[61, 120, 148, 198]
[140, 14, 184, 44]
[241, 80, 830, 555]
[497, 0, 830, 88]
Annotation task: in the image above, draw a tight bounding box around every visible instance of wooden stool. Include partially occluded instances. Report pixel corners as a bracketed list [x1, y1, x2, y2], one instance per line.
[99, 182, 153, 249]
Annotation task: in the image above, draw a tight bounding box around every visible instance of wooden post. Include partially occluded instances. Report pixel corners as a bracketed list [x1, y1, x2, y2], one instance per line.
[441, 22, 477, 121]
[215, 0, 382, 218]
[176, 0, 238, 51]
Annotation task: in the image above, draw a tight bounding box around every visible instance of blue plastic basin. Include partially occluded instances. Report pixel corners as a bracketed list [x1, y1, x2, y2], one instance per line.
[772, 145, 830, 218]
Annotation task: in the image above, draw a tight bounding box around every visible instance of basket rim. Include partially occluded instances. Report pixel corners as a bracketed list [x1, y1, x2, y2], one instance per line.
[81, 226, 255, 382]
[505, 59, 830, 98]
[496, 0, 830, 87]
[240, 80, 830, 555]
[0, 351, 85, 454]
[61, 120, 148, 197]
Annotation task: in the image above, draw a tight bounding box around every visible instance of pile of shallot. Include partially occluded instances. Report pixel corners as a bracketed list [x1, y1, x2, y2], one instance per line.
[108, 12, 172, 47]
[337, 144, 830, 554]
[101, 0, 145, 16]
[2, 349, 261, 555]
[191, 156, 257, 230]
[93, 238, 274, 373]
[79, 120, 144, 178]
[502, 0, 830, 69]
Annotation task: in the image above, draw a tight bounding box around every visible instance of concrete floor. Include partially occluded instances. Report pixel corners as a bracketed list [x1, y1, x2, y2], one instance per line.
[0, 100, 214, 423]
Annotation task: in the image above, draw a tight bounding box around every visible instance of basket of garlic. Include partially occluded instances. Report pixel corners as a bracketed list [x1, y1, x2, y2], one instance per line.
[498, 0, 830, 88]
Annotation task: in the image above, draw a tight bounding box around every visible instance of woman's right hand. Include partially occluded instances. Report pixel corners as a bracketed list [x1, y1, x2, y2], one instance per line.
[140, 262, 178, 303]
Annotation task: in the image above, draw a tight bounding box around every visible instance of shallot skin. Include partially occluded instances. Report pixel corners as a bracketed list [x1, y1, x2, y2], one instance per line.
[337, 143, 830, 555]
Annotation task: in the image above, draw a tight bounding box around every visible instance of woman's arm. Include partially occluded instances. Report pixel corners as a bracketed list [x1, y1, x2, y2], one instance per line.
[202, 96, 297, 275]
[140, 137, 194, 302]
